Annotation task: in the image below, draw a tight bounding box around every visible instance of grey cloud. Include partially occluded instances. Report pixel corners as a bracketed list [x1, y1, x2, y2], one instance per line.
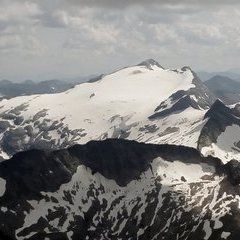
[64, 0, 240, 8]
[0, 0, 240, 81]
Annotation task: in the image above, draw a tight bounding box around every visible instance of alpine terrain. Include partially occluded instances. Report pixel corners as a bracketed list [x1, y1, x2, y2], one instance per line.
[0, 139, 240, 240]
[0, 59, 216, 159]
[0, 59, 239, 239]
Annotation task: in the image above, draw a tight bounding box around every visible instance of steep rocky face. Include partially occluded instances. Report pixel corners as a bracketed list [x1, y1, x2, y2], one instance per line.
[0, 139, 240, 239]
[225, 159, 240, 185]
[149, 68, 216, 119]
[198, 100, 236, 149]
[197, 100, 240, 162]
[0, 104, 85, 159]
[137, 59, 163, 69]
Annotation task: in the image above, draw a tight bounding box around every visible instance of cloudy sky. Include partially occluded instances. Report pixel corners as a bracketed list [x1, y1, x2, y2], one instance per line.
[1, 0, 240, 81]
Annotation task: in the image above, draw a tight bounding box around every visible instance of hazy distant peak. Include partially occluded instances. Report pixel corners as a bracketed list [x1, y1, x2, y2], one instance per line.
[208, 75, 233, 81]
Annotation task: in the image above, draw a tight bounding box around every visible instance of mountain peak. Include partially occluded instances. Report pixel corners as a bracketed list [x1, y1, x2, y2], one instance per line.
[181, 66, 193, 72]
[210, 74, 233, 80]
[204, 99, 233, 120]
[137, 59, 163, 69]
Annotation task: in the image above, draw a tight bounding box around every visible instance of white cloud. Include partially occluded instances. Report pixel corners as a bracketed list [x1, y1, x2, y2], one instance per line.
[50, 9, 119, 44]
[0, 1, 240, 80]
[0, 34, 45, 55]
[177, 23, 225, 45]
[0, 1, 42, 23]
[0, 35, 21, 49]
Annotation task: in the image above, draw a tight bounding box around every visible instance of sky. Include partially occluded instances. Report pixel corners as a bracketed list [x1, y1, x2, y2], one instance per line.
[1, 0, 240, 81]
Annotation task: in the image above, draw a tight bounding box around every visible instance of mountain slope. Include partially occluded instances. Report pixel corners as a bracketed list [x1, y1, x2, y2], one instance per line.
[198, 100, 240, 163]
[149, 67, 215, 119]
[1, 139, 240, 239]
[0, 60, 216, 159]
[205, 75, 240, 104]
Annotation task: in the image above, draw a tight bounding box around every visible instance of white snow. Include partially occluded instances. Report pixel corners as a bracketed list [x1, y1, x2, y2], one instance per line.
[1, 207, 7, 213]
[154, 158, 215, 184]
[203, 220, 212, 240]
[221, 232, 231, 239]
[201, 124, 240, 163]
[144, 107, 207, 148]
[0, 65, 198, 152]
[0, 177, 6, 197]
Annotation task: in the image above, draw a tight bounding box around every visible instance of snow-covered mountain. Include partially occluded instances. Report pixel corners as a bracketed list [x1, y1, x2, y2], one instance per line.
[0, 59, 216, 159]
[199, 100, 240, 163]
[1, 60, 240, 239]
[2, 58, 240, 166]
[1, 139, 240, 240]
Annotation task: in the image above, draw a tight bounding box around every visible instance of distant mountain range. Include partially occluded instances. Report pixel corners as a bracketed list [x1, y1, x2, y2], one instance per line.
[0, 75, 96, 99]
[197, 71, 240, 81]
[205, 75, 240, 105]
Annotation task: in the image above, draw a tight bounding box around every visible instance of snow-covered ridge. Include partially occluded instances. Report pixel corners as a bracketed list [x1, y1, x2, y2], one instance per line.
[0, 61, 194, 126]
[0, 59, 214, 159]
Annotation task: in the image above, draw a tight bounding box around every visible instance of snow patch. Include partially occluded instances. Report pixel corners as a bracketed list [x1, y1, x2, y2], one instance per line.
[221, 232, 231, 239]
[201, 124, 240, 163]
[0, 177, 6, 197]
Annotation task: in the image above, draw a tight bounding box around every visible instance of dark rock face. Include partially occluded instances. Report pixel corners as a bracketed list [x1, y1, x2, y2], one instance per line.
[149, 95, 199, 119]
[0, 139, 239, 240]
[139, 124, 159, 133]
[69, 139, 222, 186]
[149, 69, 216, 119]
[0, 139, 222, 192]
[0, 104, 86, 158]
[0, 149, 73, 200]
[225, 159, 240, 185]
[232, 103, 240, 119]
[204, 99, 234, 120]
[198, 99, 240, 151]
[190, 71, 217, 109]
[87, 74, 104, 83]
[137, 59, 163, 70]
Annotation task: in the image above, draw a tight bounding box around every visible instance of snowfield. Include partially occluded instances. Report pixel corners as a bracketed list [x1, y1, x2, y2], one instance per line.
[0, 65, 194, 130]
[201, 124, 240, 164]
[0, 177, 5, 197]
[0, 61, 208, 159]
